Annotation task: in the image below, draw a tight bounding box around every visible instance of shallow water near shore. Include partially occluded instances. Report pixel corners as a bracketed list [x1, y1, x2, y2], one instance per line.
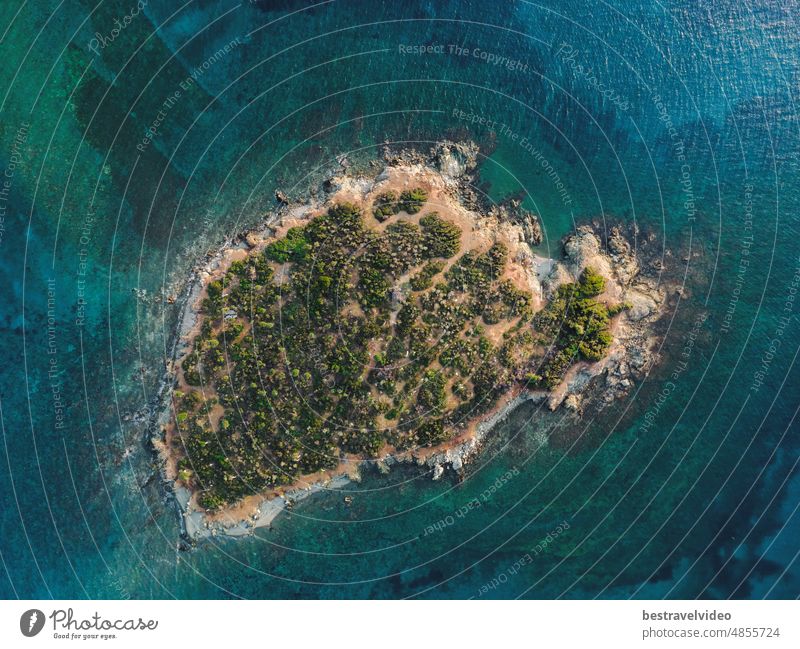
[0, 0, 799, 598]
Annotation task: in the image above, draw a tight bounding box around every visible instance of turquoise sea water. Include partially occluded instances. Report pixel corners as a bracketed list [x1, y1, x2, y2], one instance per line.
[0, 0, 798, 598]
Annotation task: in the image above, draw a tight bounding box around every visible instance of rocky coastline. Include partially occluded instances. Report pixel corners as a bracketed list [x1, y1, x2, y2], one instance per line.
[146, 141, 669, 546]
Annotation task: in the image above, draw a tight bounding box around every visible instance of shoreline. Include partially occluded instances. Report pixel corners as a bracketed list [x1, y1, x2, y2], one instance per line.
[146, 141, 670, 545]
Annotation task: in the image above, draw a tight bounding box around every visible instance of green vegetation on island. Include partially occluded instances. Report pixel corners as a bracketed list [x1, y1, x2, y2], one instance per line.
[372, 188, 430, 221]
[534, 267, 624, 388]
[172, 193, 625, 510]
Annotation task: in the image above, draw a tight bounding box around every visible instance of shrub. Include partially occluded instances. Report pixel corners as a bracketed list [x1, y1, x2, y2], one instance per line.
[484, 242, 508, 279]
[578, 266, 605, 297]
[416, 418, 447, 446]
[182, 351, 202, 385]
[358, 267, 390, 308]
[373, 191, 400, 221]
[541, 348, 576, 388]
[383, 221, 423, 272]
[265, 226, 308, 263]
[534, 269, 616, 384]
[410, 260, 446, 291]
[199, 491, 225, 511]
[396, 302, 420, 335]
[420, 212, 461, 258]
[417, 369, 446, 414]
[482, 302, 504, 325]
[608, 301, 632, 316]
[452, 381, 469, 401]
[499, 279, 533, 317]
[328, 201, 362, 223]
[578, 330, 612, 361]
[398, 187, 428, 213]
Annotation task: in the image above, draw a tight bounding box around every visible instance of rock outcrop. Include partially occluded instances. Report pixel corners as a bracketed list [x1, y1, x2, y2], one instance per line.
[543, 224, 666, 411]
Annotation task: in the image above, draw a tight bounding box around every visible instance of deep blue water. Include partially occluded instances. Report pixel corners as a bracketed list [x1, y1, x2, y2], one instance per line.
[0, 0, 798, 598]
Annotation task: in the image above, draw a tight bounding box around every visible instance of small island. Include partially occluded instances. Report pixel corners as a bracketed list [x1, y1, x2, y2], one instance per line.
[156, 142, 666, 541]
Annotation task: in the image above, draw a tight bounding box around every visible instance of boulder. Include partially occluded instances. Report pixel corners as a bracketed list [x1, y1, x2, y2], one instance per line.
[435, 141, 478, 178]
[564, 394, 581, 412]
[625, 290, 657, 321]
[563, 228, 601, 268]
[543, 262, 573, 297]
[516, 209, 543, 245]
[607, 227, 631, 256]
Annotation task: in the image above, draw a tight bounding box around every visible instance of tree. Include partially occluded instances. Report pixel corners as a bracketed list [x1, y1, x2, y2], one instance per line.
[265, 226, 308, 263]
[410, 260, 446, 291]
[420, 212, 461, 258]
[383, 220, 423, 272]
[578, 266, 605, 297]
[417, 369, 446, 414]
[398, 187, 428, 213]
[373, 191, 400, 221]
